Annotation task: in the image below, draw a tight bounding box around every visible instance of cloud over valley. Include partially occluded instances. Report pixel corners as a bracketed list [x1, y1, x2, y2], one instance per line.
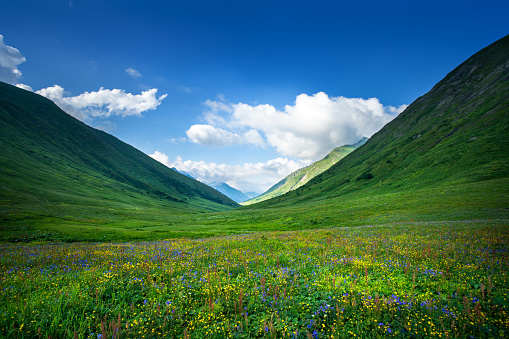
[190, 92, 407, 161]
[150, 151, 308, 193]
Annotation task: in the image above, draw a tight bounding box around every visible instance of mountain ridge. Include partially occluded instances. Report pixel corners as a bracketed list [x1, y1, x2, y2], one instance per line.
[243, 137, 367, 205]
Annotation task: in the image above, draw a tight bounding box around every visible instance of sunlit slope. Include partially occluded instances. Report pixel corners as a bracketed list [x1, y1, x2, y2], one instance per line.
[243, 138, 367, 205]
[0, 82, 237, 225]
[248, 35, 509, 210]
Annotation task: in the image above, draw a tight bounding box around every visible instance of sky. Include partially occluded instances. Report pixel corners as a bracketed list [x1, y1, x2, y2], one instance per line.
[1, 0, 508, 194]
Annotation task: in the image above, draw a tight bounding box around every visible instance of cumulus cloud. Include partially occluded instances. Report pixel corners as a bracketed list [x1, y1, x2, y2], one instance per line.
[35, 85, 167, 121]
[150, 151, 308, 193]
[125, 67, 142, 78]
[191, 92, 407, 161]
[186, 125, 243, 147]
[0, 35, 26, 85]
[186, 125, 265, 147]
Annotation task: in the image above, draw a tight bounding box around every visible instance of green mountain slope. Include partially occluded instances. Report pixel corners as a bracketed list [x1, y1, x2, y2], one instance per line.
[243, 138, 367, 205]
[0, 82, 237, 237]
[243, 35, 509, 216]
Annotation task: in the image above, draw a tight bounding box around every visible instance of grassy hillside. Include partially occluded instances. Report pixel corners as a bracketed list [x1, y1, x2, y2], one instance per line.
[243, 138, 367, 205]
[244, 35, 509, 210]
[0, 82, 237, 240]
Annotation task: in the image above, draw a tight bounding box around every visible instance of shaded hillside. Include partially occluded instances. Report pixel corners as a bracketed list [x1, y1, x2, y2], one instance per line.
[243, 138, 367, 205]
[0, 82, 237, 232]
[247, 35, 509, 210]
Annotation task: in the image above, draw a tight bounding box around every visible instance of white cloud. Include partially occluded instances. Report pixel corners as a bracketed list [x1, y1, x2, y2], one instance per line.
[0, 35, 26, 85]
[125, 67, 142, 78]
[186, 124, 265, 148]
[35, 85, 167, 121]
[150, 151, 308, 193]
[242, 129, 265, 147]
[195, 92, 406, 161]
[15, 83, 33, 91]
[186, 124, 243, 147]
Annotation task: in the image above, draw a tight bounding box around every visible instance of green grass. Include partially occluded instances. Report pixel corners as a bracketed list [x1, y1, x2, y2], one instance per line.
[1, 220, 508, 338]
[2, 176, 506, 242]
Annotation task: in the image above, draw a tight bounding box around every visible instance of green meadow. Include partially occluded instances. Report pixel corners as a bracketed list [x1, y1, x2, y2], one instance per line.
[2, 176, 506, 243]
[1, 220, 508, 338]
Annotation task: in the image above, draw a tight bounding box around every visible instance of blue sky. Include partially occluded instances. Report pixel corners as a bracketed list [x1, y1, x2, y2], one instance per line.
[1, 0, 507, 193]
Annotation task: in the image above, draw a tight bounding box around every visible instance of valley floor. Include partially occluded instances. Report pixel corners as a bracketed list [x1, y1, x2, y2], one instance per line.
[0, 219, 508, 338]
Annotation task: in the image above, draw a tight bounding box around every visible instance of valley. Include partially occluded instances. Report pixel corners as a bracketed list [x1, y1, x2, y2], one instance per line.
[0, 34, 508, 338]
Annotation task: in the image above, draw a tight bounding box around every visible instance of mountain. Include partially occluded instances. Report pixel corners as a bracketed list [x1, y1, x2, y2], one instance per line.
[0, 81, 238, 230]
[243, 138, 367, 205]
[245, 35, 509, 215]
[211, 183, 251, 203]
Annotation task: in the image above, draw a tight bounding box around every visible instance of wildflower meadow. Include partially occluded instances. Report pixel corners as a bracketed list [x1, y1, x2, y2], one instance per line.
[1, 220, 508, 338]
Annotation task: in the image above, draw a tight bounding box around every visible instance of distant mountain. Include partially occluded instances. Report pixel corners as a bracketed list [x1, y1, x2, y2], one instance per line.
[246, 35, 509, 210]
[0, 81, 238, 226]
[243, 138, 367, 205]
[211, 183, 252, 203]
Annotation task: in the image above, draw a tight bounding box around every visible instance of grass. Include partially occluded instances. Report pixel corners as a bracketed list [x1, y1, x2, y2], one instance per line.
[2, 177, 506, 243]
[1, 219, 508, 338]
